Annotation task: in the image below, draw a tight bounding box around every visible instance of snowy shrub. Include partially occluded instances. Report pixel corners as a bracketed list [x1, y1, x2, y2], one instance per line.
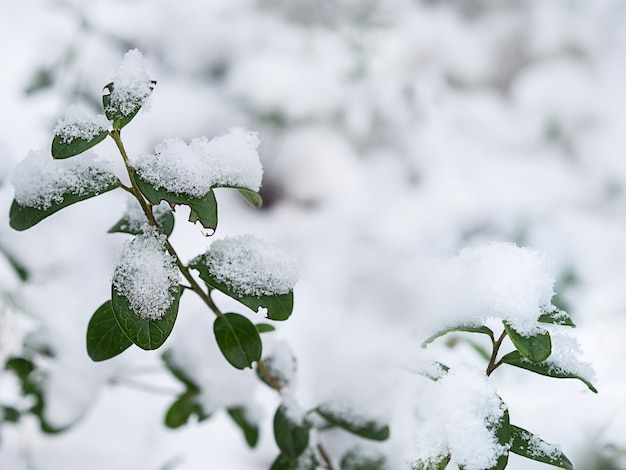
[8, 49, 393, 469]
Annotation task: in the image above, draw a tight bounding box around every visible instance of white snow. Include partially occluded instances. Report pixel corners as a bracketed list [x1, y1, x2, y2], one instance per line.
[107, 48, 153, 116]
[53, 105, 110, 143]
[11, 149, 117, 210]
[541, 331, 596, 386]
[193, 235, 298, 297]
[112, 227, 179, 320]
[426, 242, 557, 337]
[118, 198, 171, 234]
[412, 365, 509, 470]
[132, 128, 263, 197]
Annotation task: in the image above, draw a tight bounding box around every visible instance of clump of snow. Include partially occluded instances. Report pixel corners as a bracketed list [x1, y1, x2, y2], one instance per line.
[427, 242, 556, 337]
[11, 149, 117, 210]
[412, 365, 509, 470]
[112, 227, 179, 320]
[53, 105, 110, 143]
[107, 49, 153, 116]
[193, 235, 298, 297]
[540, 331, 596, 385]
[280, 393, 307, 426]
[132, 128, 263, 197]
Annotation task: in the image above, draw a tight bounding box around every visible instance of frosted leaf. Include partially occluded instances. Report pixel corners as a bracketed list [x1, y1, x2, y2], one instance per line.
[120, 199, 171, 234]
[107, 49, 152, 116]
[11, 149, 117, 210]
[526, 433, 563, 460]
[53, 105, 110, 143]
[543, 331, 596, 385]
[413, 365, 509, 470]
[112, 228, 179, 320]
[264, 340, 297, 387]
[132, 128, 263, 197]
[428, 242, 556, 337]
[280, 393, 307, 426]
[193, 235, 298, 297]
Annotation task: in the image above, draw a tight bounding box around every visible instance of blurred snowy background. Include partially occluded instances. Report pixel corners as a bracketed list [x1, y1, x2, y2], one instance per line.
[1, 0, 625, 468]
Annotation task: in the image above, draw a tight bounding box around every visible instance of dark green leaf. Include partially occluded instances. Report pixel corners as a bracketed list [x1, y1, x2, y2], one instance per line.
[134, 171, 218, 230]
[270, 450, 319, 470]
[500, 351, 598, 393]
[1, 406, 21, 423]
[102, 81, 156, 130]
[503, 322, 551, 363]
[421, 325, 494, 348]
[162, 350, 199, 392]
[214, 313, 262, 370]
[51, 130, 109, 159]
[488, 404, 510, 470]
[227, 407, 259, 448]
[274, 404, 310, 459]
[340, 446, 386, 470]
[9, 179, 119, 231]
[86, 300, 133, 361]
[509, 425, 573, 469]
[538, 309, 576, 328]
[108, 204, 175, 237]
[165, 391, 209, 429]
[256, 323, 276, 333]
[191, 261, 294, 321]
[316, 403, 390, 441]
[234, 187, 263, 208]
[111, 284, 181, 350]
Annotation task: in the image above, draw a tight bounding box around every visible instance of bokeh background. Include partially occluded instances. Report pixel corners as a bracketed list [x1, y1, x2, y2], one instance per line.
[1, 1, 625, 468]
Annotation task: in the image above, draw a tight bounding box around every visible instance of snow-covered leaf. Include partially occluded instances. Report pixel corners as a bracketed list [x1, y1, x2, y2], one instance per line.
[503, 322, 551, 363]
[214, 313, 262, 370]
[509, 425, 573, 470]
[316, 403, 390, 441]
[340, 445, 387, 470]
[86, 300, 132, 361]
[108, 203, 175, 236]
[51, 131, 109, 160]
[537, 309, 576, 327]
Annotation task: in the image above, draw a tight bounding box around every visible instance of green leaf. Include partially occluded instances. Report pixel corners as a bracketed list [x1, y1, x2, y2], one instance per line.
[190, 261, 294, 321]
[503, 322, 551, 363]
[214, 313, 262, 370]
[108, 205, 175, 237]
[270, 450, 320, 470]
[51, 130, 109, 159]
[340, 446, 386, 470]
[316, 403, 390, 441]
[165, 391, 210, 429]
[421, 325, 494, 348]
[256, 323, 276, 334]
[500, 351, 598, 393]
[1, 406, 21, 423]
[162, 350, 199, 392]
[134, 171, 218, 230]
[411, 455, 450, 470]
[509, 425, 573, 470]
[538, 309, 576, 327]
[111, 285, 181, 350]
[9, 179, 119, 231]
[227, 407, 259, 448]
[86, 301, 133, 361]
[274, 404, 310, 459]
[488, 405, 510, 470]
[102, 81, 156, 130]
[235, 187, 263, 208]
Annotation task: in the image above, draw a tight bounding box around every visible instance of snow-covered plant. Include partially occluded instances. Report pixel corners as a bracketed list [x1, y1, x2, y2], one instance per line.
[8, 49, 390, 469]
[413, 243, 597, 470]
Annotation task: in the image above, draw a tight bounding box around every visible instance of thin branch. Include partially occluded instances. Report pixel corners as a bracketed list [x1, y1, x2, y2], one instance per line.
[317, 443, 336, 470]
[486, 329, 507, 376]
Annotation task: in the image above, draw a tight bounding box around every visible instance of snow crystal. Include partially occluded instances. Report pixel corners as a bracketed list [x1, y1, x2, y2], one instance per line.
[53, 105, 110, 143]
[428, 242, 556, 337]
[112, 227, 179, 320]
[107, 49, 152, 116]
[11, 149, 117, 210]
[412, 365, 509, 470]
[132, 128, 263, 197]
[193, 235, 298, 297]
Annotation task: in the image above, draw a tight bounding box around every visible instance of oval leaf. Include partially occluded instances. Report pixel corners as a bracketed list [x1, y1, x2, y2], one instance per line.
[111, 284, 181, 350]
[273, 405, 310, 459]
[421, 325, 494, 348]
[86, 301, 132, 361]
[51, 131, 108, 159]
[190, 261, 294, 321]
[9, 179, 119, 231]
[503, 322, 551, 363]
[234, 187, 263, 208]
[165, 391, 210, 429]
[227, 407, 260, 448]
[214, 313, 262, 369]
[509, 425, 573, 470]
[102, 81, 156, 130]
[500, 351, 598, 393]
[316, 403, 390, 441]
[134, 171, 218, 230]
